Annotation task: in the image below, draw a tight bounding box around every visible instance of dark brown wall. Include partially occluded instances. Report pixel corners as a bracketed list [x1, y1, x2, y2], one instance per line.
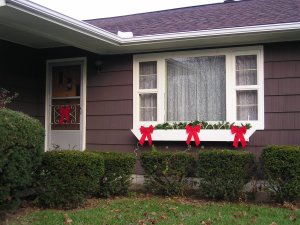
[2, 39, 299, 155]
[86, 55, 136, 151]
[0, 40, 45, 123]
[39, 47, 137, 152]
[248, 41, 300, 156]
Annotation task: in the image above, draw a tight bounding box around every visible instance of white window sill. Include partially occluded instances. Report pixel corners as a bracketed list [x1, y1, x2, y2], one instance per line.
[131, 127, 256, 142]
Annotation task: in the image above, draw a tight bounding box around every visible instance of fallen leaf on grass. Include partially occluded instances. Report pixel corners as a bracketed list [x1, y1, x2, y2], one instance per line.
[147, 218, 157, 224]
[288, 213, 297, 221]
[64, 214, 73, 224]
[138, 219, 146, 225]
[111, 209, 121, 213]
[270, 222, 277, 225]
[217, 212, 222, 221]
[282, 202, 297, 211]
[233, 211, 247, 218]
[168, 207, 177, 211]
[250, 216, 257, 223]
[201, 218, 212, 225]
[160, 214, 168, 220]
[114, 215, 122, 219]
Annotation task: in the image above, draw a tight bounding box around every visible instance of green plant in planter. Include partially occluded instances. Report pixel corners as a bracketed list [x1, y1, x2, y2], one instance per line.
[154, 121, 251, 130]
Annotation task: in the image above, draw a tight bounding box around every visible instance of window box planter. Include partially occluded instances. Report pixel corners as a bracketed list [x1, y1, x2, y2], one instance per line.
[131, 127, 256, 142]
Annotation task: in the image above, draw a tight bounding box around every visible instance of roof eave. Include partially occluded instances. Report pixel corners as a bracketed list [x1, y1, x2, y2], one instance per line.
[121, 22, 300, 45]
[5, 0, 122, 45]
[1, 0, 300, 54]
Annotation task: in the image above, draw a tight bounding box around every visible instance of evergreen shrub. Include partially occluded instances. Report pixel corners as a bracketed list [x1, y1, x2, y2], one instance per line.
[140, 151, 194, 196]
[196, 149, 254, 200]
[0, 108, 44, 217]
[95, 152, 136, 197]
[37, 150, 104, 209]
[261, 145, 300, 203]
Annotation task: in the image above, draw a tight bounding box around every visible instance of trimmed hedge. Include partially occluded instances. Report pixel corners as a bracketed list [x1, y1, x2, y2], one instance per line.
[0, 108, 44, 217]
[261, 145, 300, 203]
[140, 151, 194, 196]
[37, 151, 104, 209]
[196, 150, 254, 200]
[95, 152, 136, 197]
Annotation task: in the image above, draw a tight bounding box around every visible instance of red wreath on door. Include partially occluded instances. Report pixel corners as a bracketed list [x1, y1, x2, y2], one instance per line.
[59, 106, 71, 125]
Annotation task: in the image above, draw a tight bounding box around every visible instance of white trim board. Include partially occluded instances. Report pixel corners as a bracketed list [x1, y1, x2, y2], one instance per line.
[133, 46, 264, 131]
[131, 128, 256, 142]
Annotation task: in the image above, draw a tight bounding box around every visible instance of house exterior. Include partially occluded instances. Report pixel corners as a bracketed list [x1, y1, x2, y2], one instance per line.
[1, 0, 300, 158]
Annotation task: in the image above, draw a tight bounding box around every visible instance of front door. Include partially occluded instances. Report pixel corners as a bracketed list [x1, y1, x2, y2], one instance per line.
[46, 58, 86, 150]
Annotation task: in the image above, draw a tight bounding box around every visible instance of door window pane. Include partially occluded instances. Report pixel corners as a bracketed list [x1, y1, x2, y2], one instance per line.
[166, 56, 226, 121]
[236, 55, 257, 86]
[140, 93, 157, 121]
[52, 65, 81, 97]
[237, 90, 258, 120]
[139, 61, 157, 89]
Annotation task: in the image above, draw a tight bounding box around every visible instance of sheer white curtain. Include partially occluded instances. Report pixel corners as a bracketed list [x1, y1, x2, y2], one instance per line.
[237, 91, 258, 120]
[139, 61, 157, 121]
[139, 61, 157, 89]
[236, 55, 258, 121]
[166, 56, 226, 121]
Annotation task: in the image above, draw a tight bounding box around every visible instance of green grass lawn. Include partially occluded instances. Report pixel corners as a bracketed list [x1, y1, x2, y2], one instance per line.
[9, 196, 299, 225]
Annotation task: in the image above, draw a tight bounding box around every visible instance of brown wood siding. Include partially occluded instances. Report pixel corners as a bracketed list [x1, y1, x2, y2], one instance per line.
[248, 41, 300, 149]
[86, 54, 137, 151]
[2, 39, 299, 154]
[0, 40, 45, 122]
[83, 42, 300, 152]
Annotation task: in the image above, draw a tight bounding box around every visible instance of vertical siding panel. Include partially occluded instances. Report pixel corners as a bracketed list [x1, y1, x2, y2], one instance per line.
[250, 41, 300, 149]
[86, 54, 135, 151]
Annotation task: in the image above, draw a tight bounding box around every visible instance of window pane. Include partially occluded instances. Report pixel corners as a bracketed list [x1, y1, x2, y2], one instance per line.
[236, 55, 257, 86]
[237, 90, 258, 120]
[139, 61, 157, 89]
[140, 93, 157, 121]
[166, 56, 226, 121]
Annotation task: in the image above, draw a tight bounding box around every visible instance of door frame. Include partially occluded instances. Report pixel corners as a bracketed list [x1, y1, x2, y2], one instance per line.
[45, 57, 87, 151]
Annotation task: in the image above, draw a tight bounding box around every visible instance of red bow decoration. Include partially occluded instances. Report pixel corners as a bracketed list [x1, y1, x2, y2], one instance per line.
[59, 106, 71, 125]
[139, 125, 154, 146]
[231, 125, 247, 148]
[186, 125, 201, 146]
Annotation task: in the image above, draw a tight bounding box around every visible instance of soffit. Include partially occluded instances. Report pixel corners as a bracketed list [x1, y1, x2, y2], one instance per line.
[0, 5, 120, 53]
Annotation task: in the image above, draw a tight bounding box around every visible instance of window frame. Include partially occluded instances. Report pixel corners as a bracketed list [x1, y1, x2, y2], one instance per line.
[133, 46, 264, 130]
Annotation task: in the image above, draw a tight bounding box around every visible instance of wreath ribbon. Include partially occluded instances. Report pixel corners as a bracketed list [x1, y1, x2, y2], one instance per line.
[59, 106, 71, 125]
[186, 125, 201, 146]
[139, 125, 154, 146]
[231, 125, 247, 148]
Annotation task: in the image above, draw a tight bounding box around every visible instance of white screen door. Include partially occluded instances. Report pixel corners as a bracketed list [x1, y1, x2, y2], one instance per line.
[46, 58, 86, 150]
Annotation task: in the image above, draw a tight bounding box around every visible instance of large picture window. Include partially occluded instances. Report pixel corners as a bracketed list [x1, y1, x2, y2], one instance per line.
[166, 56, 226, 121]
[133, 46, 264, 130]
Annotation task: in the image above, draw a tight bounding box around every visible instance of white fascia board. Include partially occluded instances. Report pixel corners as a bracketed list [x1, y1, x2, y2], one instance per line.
[120, 22, 300, 45]
[0, 0, 6, 7]
[5, 0, 122, 45]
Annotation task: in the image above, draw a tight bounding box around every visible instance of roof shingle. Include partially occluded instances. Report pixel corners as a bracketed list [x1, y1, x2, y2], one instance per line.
[85, 0, 300, 36]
